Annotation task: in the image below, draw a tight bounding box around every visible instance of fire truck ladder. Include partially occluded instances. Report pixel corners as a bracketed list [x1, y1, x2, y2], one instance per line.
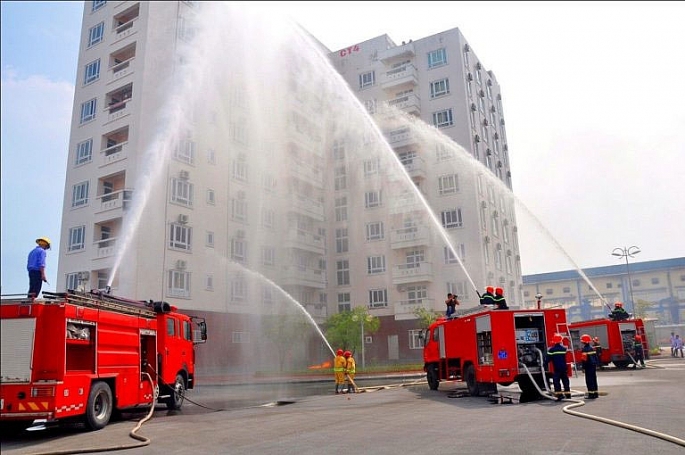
[43, 291, 156, 318]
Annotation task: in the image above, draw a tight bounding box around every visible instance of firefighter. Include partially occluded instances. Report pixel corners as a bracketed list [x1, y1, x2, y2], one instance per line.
[480, 286, 496, 305]
[609, 302, 629, 321]
[493, 287, 509, 310]
[27, 237, 51, 299]
[334, 349, 346, 394]
[344, 350, 356, 393]
[592, 337, 604, 369]
[632, 335, 646, 368]
[580, 334, 599, 399]
[546, 334, 571, 401]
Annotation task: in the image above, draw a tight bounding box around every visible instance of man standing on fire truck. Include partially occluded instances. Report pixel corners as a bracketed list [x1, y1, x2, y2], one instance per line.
[546, 334, 571, 401]
[580, 334, 599, 399]
[27, 237, 51, 299]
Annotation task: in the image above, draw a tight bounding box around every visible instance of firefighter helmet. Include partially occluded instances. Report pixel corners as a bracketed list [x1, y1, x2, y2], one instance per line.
[495, 287, 504, 295]
[36, 237, 51, 249]
[635, 335, 642, 341]
[552, 334, 563, 343]
[344, 351, 351, 358]
[615, 302, 623, 307]
[593, 337, 600, 343]
[581, 334, 592, 344]
[336, 349, 344, 356]
[486, 286, 494, 293]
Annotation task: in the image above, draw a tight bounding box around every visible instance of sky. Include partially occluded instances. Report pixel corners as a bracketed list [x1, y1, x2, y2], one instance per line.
[2, 1, 685, 295]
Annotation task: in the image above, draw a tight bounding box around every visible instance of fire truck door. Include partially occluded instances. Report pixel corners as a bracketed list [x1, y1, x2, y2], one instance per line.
[438, 325, 446, 359]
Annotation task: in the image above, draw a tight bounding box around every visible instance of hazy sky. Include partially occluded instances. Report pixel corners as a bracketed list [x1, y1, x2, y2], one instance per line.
[2, 1, 684, 294]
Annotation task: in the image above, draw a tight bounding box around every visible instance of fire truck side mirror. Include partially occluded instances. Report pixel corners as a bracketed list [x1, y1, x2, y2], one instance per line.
[197, 321, 208, 342]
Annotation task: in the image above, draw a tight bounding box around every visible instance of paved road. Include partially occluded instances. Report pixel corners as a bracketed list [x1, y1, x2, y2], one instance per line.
[2, 357, 684, 455]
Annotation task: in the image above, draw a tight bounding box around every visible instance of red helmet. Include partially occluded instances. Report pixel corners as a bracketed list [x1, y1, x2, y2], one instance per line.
[552, 334, 563, 343]
[593, 337, 600, 343]
[336, 349, 344, 356]
[615, 302, 623, 308]
[495, 287, 503, 295]
[581, 334, 592, 344]
[344, 351, 351, 358]
[486, 286, 494, 293]
[634, 335, 642, 341]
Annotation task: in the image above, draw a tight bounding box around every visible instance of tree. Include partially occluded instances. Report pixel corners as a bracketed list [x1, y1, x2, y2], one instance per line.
[413, 306, 441, 329]
[323, 307, 379, 356]
[633, 298, 654, 320]
[262, 313, 312, 372]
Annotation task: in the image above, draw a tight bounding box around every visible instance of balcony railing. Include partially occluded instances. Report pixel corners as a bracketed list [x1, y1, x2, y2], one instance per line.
[394, 298, 434, 320]
[95, 189, 133, 214]
[100, 141, 128, 166]
[392, 262, 433, 285]
[284, 229, 325, 255]
[114, 17, 137, 42]
[385, 93, 420, 115]
[280, 266, 327, 288]
[386, 127, 418, 148]
[401, 155, 426, 180]
[390, 225, 431, 249]
[110, 57, 135, 82]
[380, 64, 418, 90]
[94, 237, 117, 259]
[291, 194, 325, 221]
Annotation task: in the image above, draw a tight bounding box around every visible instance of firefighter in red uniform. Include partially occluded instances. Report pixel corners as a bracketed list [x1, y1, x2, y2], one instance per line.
[580, 334, 599, 399]
[546, 334, 571, 401]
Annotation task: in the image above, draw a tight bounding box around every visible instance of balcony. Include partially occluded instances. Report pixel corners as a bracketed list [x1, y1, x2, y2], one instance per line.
[380, 64, 418, 91]
[394, 298, 434, 320]
[392, 262, 433, 285]
[291, 194, 325, 221]
[388, 191, 422, 214]
[94, 237, 117, 259]
[386, 127, 418, 148]
[280, 266, 327, 289]
[402, 155, 426, 180]
[390, 225, 431, 249]
[95, 189, 133, 214]
[385, 93, 420, 115]
[289, 160, 324, 188]
[379, 43, 416, 63]
[109, 57, 135, 83]
[284, 228, 325, 255]
[113, 4, 139, 43]
[100, 141, 128, 167]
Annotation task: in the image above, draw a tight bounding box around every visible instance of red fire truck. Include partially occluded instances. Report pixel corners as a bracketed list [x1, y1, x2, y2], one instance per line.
[0, 290, 207, 433]
[567, 317, 647, 369]
[422, 306, 570, 399]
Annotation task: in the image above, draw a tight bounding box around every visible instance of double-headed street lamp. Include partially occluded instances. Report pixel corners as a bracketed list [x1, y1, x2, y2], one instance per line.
[612, 246, 640, 314]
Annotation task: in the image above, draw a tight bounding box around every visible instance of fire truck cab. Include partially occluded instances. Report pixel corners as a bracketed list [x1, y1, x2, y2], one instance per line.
[422, 306, 569, 400]
[0, 290, 207, 433]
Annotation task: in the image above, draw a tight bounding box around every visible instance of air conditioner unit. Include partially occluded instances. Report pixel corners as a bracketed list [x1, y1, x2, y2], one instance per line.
[178, 214, 189, 224]
[176, 260, 187, 270]
[179, 170, 189, 180]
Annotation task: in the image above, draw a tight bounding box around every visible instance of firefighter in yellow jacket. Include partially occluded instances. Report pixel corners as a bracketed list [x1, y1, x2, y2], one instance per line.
[344, 350, 357, 393]
[334, 349, 346, 394]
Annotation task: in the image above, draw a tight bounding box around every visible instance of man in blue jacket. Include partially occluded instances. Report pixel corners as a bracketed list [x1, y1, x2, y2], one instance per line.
[27, 237, 51, 299]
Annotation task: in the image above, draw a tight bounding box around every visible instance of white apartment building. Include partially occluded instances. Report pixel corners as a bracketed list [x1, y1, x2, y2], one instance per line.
[58, 1, 521, 366]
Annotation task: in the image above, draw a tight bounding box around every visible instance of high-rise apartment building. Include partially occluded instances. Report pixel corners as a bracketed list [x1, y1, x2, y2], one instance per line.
[58, 1, 521, 366]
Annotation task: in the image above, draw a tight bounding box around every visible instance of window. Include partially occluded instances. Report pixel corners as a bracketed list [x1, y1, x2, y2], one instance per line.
[334, 166, 347, 190]
[231, 238, 247, 262]
[432, 109, 453, 128]
[369, 289, 388, 308]
[358, 71, 375, 89]
[606, 282, 613, 289]
[88, 22, 105, 47]
[75, 139, 93, 165]
[72, 181, 89, 207]
[168, 270, 190, 298]
[232, 198, 247, 222]
[232, 157, 248, 181]
[406, 249, 424, 268]
[261, 246, 275, 266]
[563, 287, 571, 293]
[171, 178, 193, 206]
[366, 221, 384, 241]
[68, 226, 86, 252]
[262, 287, 274, 305]
[169, 223, 192, 250]
[84, 59, 101, 85]
[206, 231, 214, 247]
[651, 277, 660, 285]
[231, 276, 247, 302]
[409, 329, 424, 349]
[205, 274, 214, 291]
[333, 140, 345, 160]
[364, 190, 382, 208]
[364, 99, 377, 114]
[336, 259, 350, 286]
[338, 293, 351, 313]
[66, 272, 88, 291]
[438, 173, 459, 195]
[206, 189, 215, 205]
[486, 83, 493, 100]
[335, 197, 348, 222]
[428, 48, 447, 68]
[80, 98, 97, 124]
[367, 255, 386, 274]
[505, 253, 513, 274]
[430, 78, 450, 98]
[207, 149, 216, 164]
[441, 209, 463, 229]
[335, 228, 348, 253]
[475, 68, 482, 85]
[174, 140, 195, 164]
[495, 245, 503, 270]
[92, 0, 106, 12]
[261, 208, 274, 229]
[232, 331, 250, 343]
[363, 158, 379, 175]
[444, 245, 465, 264]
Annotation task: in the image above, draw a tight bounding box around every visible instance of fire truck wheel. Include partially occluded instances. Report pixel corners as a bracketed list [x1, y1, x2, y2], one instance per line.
[465, 364, 480, 396]
[613, 360, 630, 369]
[426, 364, 439, 390]
[85, 381, 113, 431]
[165, 373, 186, 410]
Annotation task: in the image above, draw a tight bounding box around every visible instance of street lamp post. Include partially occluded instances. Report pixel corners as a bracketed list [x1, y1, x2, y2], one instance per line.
[352, 314, 373, 369]
[612, 246, 640, 315]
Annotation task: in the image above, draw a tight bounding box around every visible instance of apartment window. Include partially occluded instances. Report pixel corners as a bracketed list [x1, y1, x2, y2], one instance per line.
[207, 149, 216, 164]
[369, 289, 388, 308]
[409, 329, 424, 349]
[505, 254, 513, 274]
[427, 48, 447, 68]
[206, 189, 215, 205]
[80, 98, 97, 124]
[68, 225, 86, 252]
[231, 238, 247, 262]
[333, 140, 345, 160]
[169, 224, 192, 250]
[75, 139, 93, 165]
[231, 331, 249, 343]
[171, 178, 193, 206]
[66, 272, 87, 291]
[407, 285, 427, 303]
[483, 240, 490, 266]
[478, 97, 485, 114]
[363, 158, 380, 175]
[495, 245, 503, 270]
[358, 71, 375, 89]
[232, 157, 248, 181]
[336, 259, 350, 286]
[367, 255, 386, 274]
[72, 181, 89, 207]
[88, 22, 105, 47]
[335, 228, 348, 253]
[92, 0, 106, 12]
[231, 276, 247, 303]
[262, 173, 276, 192]
[261, 208, 274, 229]
[174, 140, 195, 164]
[338, 292, 351, 313]
[335, 197, 348, 222]
[466, 78, 473, 98]
[406, 249, 424, 268]
[232, 198, 247, 222]
[606, 282, 613, 289]
[486, 83, 493, 100]
[261, 246, 275, 266]
[441, 209, 463, 229]
[84, 59, 101, 85]
[364, 99, 377, 114]
[206, 231, 214, 247]
[334, 166, 347, 190]
[444, 247, 459, 265]
[366, 221, 384, 241]
[432, 108, 453, 128]
[262, 287, 274, 305]
[365, 190, 382, 208]
[438, 174, 459, 195]
[204, 274, 213, 291]
[430, 78, 450, 98]
[167, 270, 190, 298]
[475, 68, 482, 85]
[491, 213, 500, 237]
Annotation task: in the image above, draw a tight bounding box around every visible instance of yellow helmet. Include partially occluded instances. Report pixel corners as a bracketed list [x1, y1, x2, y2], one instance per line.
[36, 237, 51, 249]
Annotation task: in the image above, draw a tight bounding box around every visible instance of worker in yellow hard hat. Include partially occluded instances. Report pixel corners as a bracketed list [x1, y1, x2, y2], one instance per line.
[27, 237, 51, 299]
